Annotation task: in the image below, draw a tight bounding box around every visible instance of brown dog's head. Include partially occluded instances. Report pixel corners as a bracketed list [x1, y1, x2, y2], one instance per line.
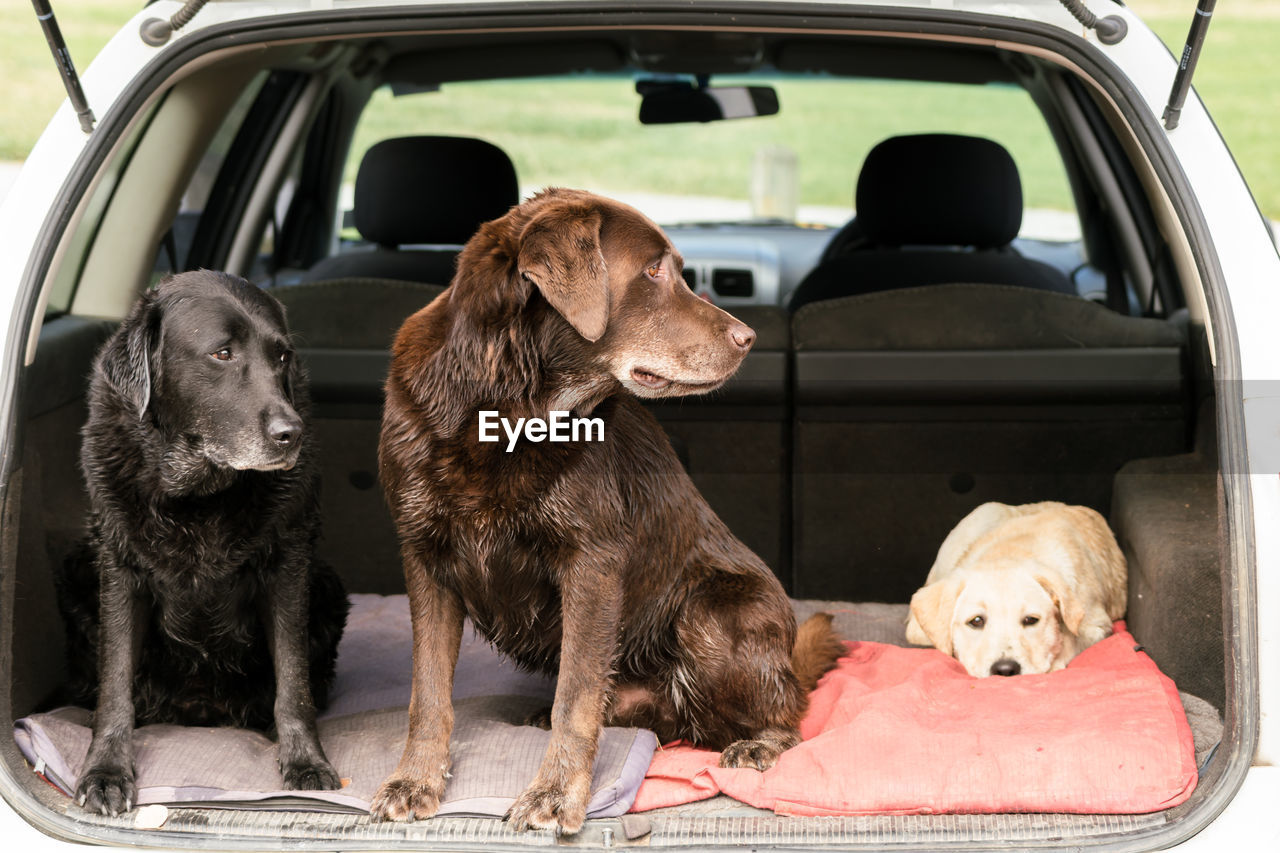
[457, 188, 756, 400]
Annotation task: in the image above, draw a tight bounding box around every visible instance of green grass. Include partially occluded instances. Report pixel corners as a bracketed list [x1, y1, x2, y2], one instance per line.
[1137, 6, 1280, 218]
[0, 0, 136, 159]
[3, 0, 1279, 216]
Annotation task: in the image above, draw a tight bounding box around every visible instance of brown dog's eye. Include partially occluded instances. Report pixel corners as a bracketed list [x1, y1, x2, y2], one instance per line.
[646, 263, 662, 280]
[211, 348, 233, 362]
[967, 615, 985, 629]
[1022, 615, 1040, 627]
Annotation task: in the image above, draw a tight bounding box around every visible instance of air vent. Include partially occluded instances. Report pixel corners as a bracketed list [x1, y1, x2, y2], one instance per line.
[712, 268, 754, 298]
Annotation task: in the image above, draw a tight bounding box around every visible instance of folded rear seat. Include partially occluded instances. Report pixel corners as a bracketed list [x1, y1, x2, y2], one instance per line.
[645, 304, 792, 584]
[276, 277, 444, 412]
[273, 278, 443, 593]
[790, 283, 1189, 602]
[277, 278, 793, 592]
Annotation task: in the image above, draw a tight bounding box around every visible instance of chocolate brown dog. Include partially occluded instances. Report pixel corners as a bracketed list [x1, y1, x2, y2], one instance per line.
[370, 189, 843, 833]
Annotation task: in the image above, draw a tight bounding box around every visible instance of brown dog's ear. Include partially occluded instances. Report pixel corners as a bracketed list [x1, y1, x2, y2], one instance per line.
[516, 205, 609, 342]
[907, 577, 961, 655]
[1036, 569, 1085, 636]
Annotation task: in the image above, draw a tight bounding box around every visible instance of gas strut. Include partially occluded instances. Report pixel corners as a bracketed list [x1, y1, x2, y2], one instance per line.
[30, 0, 94, 134]
[1162, 0, 1217, 130]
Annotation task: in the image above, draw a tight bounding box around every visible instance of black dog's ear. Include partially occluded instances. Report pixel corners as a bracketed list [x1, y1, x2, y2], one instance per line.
[273, 298, 301, 406]
[99, 292, 161, 419]
[517, 204, 609, 342]
[283, 341, 306, 406]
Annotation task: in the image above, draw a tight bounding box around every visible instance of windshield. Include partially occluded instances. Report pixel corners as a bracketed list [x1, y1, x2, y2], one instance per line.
[347, 74, 1078, 241]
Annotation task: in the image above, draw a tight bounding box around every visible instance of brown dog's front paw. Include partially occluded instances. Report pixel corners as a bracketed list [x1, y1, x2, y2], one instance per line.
[369, 777, 443, 822]
[282, 758, 341, 791]
[719, 738, 787, 772]
[505, 781, 587, 835]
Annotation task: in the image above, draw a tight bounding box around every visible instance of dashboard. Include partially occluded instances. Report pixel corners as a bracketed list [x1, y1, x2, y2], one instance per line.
[665, 225, 834, 308]
[667, 224, 1089, 309]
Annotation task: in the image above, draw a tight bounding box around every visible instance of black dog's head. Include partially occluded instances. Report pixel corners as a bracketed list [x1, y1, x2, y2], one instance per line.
[97, 270, 306, 477]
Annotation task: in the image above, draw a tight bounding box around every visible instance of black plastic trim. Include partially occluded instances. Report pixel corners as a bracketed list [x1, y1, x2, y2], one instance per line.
[185, 70, 308, 271]
[795, 348, 1185, 404]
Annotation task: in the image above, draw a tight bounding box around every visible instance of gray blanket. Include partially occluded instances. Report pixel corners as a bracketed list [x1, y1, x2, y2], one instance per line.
[14, 594, 656, 816]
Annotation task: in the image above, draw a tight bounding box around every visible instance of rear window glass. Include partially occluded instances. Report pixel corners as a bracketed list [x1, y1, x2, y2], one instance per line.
[345, 76, 1077, 240]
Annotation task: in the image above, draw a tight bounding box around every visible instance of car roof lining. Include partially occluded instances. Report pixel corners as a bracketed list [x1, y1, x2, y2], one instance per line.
[379, 31, 1017, 86]
[383, 39, 626, 84]
[773, 39, 1016, 83]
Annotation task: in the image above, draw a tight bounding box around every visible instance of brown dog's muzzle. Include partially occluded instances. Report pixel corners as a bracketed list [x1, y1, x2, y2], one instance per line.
[616, 297, 755, 397]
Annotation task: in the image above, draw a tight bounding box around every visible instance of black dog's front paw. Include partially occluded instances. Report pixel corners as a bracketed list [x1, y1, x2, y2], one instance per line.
[282, 757, 341, 791]
[76, 765, 137, 816]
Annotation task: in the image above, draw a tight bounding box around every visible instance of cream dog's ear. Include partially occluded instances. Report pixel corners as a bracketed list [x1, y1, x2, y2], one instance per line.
[907, 577, 962, 654]
[1035, 568, 1085, 636]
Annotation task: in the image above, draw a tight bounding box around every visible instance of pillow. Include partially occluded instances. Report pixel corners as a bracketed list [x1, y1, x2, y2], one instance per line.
[633, 624, 1197, 816]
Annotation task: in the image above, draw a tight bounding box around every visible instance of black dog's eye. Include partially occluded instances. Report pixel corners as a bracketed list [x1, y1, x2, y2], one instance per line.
[211, 348, 233, 362]
[966, 615, 985, 629]
[1022, 615, 1040, 627]
[279, 351, 292, 366]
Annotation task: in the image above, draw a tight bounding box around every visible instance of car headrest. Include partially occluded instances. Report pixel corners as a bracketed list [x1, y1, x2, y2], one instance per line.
[354, 136, 519, 248]
[855, 134, 1023, 249]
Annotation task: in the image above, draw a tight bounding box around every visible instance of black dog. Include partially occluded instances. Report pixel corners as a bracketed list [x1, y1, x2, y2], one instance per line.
[54, 271, 348, 816]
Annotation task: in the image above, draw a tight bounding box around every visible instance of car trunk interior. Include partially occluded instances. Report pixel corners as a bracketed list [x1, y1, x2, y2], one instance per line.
[0, 12, 1241, 851]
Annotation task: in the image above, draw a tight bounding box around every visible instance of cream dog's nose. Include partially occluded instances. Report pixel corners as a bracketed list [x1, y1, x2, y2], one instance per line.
[989, 658, 1021, 677]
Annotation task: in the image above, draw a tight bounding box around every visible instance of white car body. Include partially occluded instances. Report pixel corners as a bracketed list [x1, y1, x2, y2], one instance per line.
[0, 1, 1276, 849]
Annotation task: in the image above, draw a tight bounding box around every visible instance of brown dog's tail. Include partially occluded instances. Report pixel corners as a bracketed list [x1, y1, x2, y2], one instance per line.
[792, 612, 846, 693]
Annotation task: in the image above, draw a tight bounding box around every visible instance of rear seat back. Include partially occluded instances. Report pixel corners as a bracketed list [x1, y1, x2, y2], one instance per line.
[645, 304, 792, 583]
[281, 277, 1185, 605]
[275, 278, 445, 593]
[790, 283, 1189, 602]
[279, 280, 795, 591]
[276, 277, 444, 410]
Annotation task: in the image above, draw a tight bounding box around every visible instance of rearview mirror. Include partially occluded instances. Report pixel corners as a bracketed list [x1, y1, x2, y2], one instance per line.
[638, 82, 779, 124]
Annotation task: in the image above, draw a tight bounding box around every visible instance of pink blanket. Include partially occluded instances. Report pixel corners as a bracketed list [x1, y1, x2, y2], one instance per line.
[632, 625, 1196, 815]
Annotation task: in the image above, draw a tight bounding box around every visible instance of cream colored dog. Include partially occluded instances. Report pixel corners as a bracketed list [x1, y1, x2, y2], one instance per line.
[905, 502, 1127, 677]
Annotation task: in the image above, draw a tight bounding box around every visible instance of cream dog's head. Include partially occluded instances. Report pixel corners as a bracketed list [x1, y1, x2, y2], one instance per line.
[906, 502, 1126, 677]
[907, 561, 1084, 678]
